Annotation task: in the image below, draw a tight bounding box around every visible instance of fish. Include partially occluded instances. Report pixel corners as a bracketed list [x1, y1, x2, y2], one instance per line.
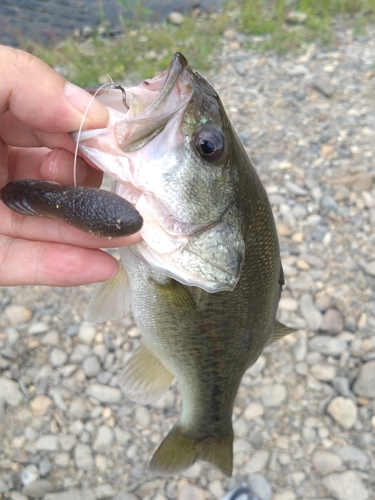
[1, 53, 294, 476]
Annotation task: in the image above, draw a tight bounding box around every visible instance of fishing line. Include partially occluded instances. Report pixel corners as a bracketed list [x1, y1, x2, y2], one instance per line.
[73, 78, 129, 186]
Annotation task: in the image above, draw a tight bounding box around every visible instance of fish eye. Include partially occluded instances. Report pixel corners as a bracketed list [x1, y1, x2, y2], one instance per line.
[195, 128, 224, 162]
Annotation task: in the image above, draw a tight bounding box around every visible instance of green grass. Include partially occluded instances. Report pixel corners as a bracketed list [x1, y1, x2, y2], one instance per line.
[25, 0, 375, 87]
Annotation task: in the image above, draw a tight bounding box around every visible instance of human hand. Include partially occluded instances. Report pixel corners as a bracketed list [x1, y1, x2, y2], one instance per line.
[0, 45, 140, 287]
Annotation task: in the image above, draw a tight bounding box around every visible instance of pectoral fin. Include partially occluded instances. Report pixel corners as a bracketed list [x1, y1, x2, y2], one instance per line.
[266, 320, 297, 346]
[84, 262, 130, 322]
[121, 344, 174, 404]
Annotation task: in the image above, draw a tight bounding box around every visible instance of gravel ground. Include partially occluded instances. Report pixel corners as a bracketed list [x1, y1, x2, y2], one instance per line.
[1, 21, 375, 500]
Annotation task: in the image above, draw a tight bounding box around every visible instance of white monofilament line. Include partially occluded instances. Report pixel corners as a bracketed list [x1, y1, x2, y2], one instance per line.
[73, 78, 114, 187]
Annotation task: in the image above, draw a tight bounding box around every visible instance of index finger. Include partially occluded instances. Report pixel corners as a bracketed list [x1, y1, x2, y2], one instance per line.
[0, 45, 109, 132]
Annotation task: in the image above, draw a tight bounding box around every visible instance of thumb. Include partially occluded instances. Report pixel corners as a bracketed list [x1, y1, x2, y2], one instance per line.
[0, 45, 109, 132]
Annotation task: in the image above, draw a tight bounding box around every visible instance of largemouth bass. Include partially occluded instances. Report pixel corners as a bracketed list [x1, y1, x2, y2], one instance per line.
[1, 53, 294, 476]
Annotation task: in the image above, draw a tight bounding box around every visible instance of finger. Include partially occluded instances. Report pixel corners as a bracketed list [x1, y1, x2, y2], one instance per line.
[0, 236, 121, 286]
[0, 45, 109, 132]
[0, 205, 142, 248]
[3, 147, 103, 188]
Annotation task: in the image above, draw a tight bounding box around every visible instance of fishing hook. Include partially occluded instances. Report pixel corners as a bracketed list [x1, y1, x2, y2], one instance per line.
[113, 84, 129, 110]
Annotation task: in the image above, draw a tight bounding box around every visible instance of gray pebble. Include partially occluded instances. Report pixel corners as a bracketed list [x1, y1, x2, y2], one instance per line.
[320, 194, 339, 215]
[0, 378, 23, 406]
[78, 323, 97, 344]
[261, 384, 287, 407]
[69, 397, 86, 419]
[93, 425, 114, 454]
[321, 308, 344, 334]
[39, 457, 52, 477]
[95, 484, 115, 500]
[312, 450, 343, 475]
[336, 445, 369, 467]
[323, 471, 369, 500]
[44, 490, 96, 500]
[293, 333, 307, 361]
[21, 465, 39, 486]
[49, 348, 68, 367]
[36, 435, 59, 452]
[23, 480, 53, 498]
[364, 260, 375, 277]
[248, 473, 273, 500]
[311, 72, 335, 97]
[86, 384, 122, 403]
[59, 434, 77, 452]
[332, 377, 351, 397]
[309, 336, 347, 356]
[83, 355, 101, 378]
[327, 397, 357, 429]
[300, 294, 322, 331]
[74, 443, 94, 470]
[245, 450, 269, 474]
[353, 360, 375, 398]
[310, 362, 336, 381]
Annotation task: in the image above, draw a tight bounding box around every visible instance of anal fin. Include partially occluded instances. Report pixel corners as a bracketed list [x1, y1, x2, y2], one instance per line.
[121, 344, 174, 404]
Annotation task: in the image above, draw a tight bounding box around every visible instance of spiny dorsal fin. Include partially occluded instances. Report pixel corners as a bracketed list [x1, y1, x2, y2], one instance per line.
[121, 343, 174, 404]
[84, 262, 130, 323]
[266, 320, 297, 346]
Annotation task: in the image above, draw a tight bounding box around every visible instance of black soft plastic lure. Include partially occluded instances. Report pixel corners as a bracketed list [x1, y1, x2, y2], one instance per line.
[0, 180, 143, 238]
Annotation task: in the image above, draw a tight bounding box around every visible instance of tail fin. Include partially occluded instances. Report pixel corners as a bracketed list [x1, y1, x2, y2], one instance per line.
[150, 423, 233, 476]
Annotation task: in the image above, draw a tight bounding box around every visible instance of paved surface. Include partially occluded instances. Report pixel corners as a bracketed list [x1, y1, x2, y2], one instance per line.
[0, 0, 222, 47]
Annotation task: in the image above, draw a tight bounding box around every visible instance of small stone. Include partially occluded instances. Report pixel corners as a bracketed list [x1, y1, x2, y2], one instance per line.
[312, 450, 343, 475]
[5, 305, 32, 324]
[83, 355, 101, 377]
[23, 480, 52, 498]
[300, 294, 322, 331]
[321, 308, 344, 333]
[28, 322, 49, 335]
[78, 323, 97, 344]
[320, 194, 339, 214]
[50, 348, 68, 367]
[95, 484, 115, 500]
[293, 334, 307, 361]
[323, 471, 368, 500]
[167, 12, 184, 25]
[21, 465, 39, 486]
[327, 397, 357, 429]
[312, 72, 335, 97]
[39, 457, 52, 477]
[93, 425, 114, 454]
[245, 450, 269, 473]
[261, 384, 287, 407]
[353, 360, 375, 398]
[30, 395, 53, 416]
[9, 493, 29, 500]
[54, 453, 70, 467]
[0, 378, 23, 406]
[244, 402, 264, 419]
[287, 65, 309, 76]
[310, 362, 336, 381]
[249, 473, 273, 500]
[86, 384, 122, 403]
[135, 406, 151, 427]
[208, 479, 225, 498]
[59, 434, 77, 452]
[69, 396, 86, 419]
[74, 443, 94, 470]
[178, 480, 205, 500]
[273, 491, 296, 500]
[309, 336, 347, 356]
[36, 435, 59, 452]
[44, 490, 96, 500]
[279, 297, 298, 312]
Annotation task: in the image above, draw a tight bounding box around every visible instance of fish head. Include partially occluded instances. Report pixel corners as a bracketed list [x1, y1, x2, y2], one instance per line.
[73, 53, 246, 292]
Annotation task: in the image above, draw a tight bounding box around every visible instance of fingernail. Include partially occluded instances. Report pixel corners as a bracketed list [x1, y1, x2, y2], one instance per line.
[64, 82, 109, 126]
